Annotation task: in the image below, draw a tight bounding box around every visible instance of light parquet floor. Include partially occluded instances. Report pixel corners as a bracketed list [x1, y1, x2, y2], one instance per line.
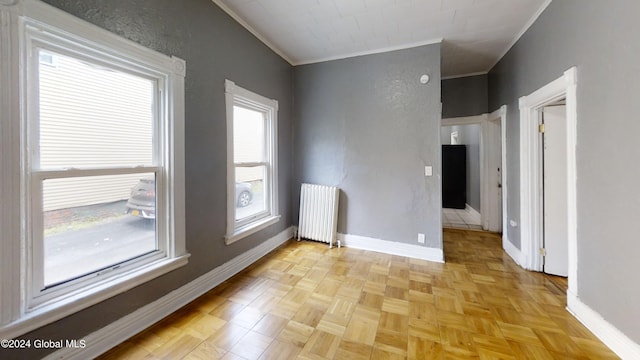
[99, 229, 618, 359]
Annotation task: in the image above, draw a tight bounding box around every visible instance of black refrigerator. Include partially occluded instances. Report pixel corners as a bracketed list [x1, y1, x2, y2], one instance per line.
[442, 145, 466, 209]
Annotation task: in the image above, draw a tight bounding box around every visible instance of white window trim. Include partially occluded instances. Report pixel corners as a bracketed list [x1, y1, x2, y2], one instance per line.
[518, 67, 577, 296]
[0, 0, 188, 339]
[224, 80, 280, 245]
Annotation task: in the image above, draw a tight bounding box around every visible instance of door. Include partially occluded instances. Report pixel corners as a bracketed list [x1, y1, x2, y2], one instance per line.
[487, 118, 503, 232]
[542, 105, 568, 277]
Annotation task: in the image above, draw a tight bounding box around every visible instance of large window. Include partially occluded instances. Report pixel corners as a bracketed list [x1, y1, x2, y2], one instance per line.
[225, 80, 279, 244]
[0, 0, 186, 338]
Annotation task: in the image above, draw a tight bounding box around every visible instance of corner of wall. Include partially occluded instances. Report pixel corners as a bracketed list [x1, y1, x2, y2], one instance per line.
[567, 294, 640, 359]
[337, 233, 444, 263]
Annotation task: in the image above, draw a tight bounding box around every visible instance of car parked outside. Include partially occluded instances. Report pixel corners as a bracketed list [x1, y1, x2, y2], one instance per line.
[126, 179, 253, 219]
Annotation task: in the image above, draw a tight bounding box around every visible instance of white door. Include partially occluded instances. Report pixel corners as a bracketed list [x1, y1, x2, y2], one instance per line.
[487, 118, 502, 232]
[542, 105, 568, 277]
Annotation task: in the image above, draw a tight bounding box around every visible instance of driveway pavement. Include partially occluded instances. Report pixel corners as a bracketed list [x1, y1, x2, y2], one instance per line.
[43, 192, 265, 286]
[44, 215, 154, 286]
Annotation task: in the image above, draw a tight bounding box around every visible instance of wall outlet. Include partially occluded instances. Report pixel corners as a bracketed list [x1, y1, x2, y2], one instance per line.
[418, 233, 425, 244]
[424, 166, 433, 177]
[509, 220, 518, 227]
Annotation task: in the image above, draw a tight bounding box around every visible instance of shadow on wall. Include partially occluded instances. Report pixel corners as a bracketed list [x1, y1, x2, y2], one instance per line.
[337, 191, 348, 234]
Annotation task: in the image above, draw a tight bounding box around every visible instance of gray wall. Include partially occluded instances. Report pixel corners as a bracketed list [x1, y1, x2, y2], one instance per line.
[440, 74, 486, 213]
[441, 74, 488, 118]
[459, 125, 480, 212]
[441, 125, 481, 212]
[489, 0, 640, 343]
[8, 0, 293, 358]
[294, 44, 442, 248]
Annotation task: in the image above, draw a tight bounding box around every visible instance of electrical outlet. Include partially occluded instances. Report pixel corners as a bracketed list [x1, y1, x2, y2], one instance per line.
[510, 220, 518, 227]
[418, 233, 425, 244]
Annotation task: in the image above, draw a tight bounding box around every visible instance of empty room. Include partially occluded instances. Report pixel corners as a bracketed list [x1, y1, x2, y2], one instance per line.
[0, 0, 638, 359]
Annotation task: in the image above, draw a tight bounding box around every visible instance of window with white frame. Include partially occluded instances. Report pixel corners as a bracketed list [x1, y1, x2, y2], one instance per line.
[0, 0, 187, 338]
[225, 80, 279, 244]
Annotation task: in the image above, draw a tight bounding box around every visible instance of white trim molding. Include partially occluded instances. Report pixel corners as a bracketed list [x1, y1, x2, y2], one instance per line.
[465, 204, 481, 224]
[567, 294, 640, 360]
[441, 113, 487, 127]
[224, 79, 280, 245]
[294, 38, 443, 66]
[492, 0, 553, 72]
[209, 0, 293, 65]
[337, 233, 444, 263]
[502, 234, 525, 267]
[46, 227, 295, 360]
[518, 67, 578, 296]
[441, 71, 488, 80]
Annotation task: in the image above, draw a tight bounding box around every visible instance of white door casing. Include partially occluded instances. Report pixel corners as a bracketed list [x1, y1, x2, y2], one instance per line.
[542, 105, 569, 277]
[441, 106, 507, 234]
[519, 67, 577, 296]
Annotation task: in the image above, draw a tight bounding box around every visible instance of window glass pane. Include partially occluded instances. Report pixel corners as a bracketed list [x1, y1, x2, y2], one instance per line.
[38, 50, 155, 169]
[43, 173, 157, 287]
[235, 166, 266, 221]
[233, 106, 264, 163]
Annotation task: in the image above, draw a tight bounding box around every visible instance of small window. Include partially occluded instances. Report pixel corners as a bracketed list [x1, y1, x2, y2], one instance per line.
[225, 80, 279, 244]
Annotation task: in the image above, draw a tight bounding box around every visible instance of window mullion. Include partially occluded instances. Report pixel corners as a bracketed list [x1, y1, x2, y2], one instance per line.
[234, 162, 266, 168]
[29, 174, 45, 301]
[32, 166, 161, 180]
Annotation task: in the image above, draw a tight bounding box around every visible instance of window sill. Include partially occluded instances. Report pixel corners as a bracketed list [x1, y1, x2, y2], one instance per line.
[0, 254, 189, 340]
[225, 215, 281, 245]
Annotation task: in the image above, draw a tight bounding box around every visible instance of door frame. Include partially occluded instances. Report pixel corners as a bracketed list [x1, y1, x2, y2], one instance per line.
[441, 105, 507, 233]
[518, 67, 577, 296]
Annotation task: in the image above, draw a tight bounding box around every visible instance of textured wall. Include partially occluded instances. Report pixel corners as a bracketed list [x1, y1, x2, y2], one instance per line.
[489, 0, 640, 343]
[7, 0, 293, 358]
[294, 44, 442, 248]
[440, 74, 487, 213]
[441, 74, 488, 118]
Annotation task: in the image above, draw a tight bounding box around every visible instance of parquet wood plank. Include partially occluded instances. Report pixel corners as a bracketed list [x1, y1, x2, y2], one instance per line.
[98, 229, 619, 360]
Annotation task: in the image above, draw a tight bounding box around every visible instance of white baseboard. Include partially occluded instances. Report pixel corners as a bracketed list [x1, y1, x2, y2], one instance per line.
[567, 293, 640, 359]
[46, 227, 295, 360]
[337, 233, 444, 263]
[465, 204, 481, 223]
[502, 233, 525, 267]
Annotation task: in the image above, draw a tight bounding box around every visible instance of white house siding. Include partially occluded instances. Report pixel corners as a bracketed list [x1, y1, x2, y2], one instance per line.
[39, 51, 154, 211]
[233, 106, 264, 183]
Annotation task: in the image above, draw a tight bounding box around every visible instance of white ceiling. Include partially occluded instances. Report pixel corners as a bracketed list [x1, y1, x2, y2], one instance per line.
[213, 0, 551, 77]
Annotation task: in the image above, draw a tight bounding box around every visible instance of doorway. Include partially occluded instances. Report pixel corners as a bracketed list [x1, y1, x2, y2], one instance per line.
[441, 107, 507, 233]
[519, 67, 578, 297]
[483, 107, 506, 233]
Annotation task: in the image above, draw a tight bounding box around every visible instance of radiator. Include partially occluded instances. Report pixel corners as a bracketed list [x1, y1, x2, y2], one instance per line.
[297, 183, 341, 248]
